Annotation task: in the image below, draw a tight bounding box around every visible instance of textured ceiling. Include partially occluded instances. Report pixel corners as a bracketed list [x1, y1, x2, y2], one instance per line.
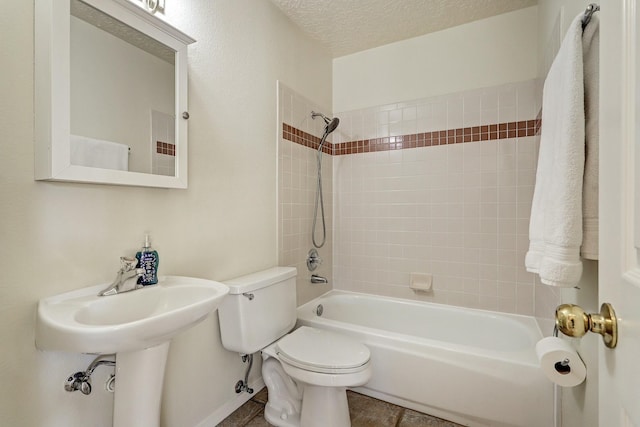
[270, 0, 538, 57]
[71, 0, 175, 64]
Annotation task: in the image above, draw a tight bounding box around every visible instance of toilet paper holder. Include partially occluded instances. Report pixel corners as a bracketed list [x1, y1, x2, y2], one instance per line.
[555, 303, 618, 348]
[555, 358, 571, 374]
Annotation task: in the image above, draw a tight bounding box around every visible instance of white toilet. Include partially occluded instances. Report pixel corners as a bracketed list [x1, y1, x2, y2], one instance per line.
[218, 267, 372, 427]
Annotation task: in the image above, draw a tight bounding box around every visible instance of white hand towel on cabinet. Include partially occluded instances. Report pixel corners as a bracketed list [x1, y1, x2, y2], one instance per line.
[70, 134, 129, 171]
[525, 13, 599, 287]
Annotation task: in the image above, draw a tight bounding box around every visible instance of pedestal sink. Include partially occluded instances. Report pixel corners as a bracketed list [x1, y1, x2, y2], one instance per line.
[36, 276, 229, 427]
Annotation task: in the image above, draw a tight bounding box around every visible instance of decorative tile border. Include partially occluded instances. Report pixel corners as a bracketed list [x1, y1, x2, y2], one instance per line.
[282, 124, 332, 155]
[283, 118, 541, 156]
[156, 141, 175, 156]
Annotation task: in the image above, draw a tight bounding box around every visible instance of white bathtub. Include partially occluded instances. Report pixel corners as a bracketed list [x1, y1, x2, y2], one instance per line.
[296, 291, 553, 427]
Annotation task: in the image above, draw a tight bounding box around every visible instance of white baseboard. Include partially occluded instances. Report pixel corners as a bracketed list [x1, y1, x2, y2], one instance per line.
[195, 378, 266, 427]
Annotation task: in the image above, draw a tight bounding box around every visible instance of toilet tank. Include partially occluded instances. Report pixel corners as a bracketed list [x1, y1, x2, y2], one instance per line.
[218, 267, 297, 354]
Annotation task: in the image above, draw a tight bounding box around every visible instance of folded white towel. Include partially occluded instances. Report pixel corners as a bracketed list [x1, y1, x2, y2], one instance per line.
[70, 134, 129, 171]
[581, 15, 599, 260]
[525, 14, 588, 287]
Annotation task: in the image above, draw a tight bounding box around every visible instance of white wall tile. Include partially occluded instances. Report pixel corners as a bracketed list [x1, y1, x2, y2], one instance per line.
[481, 89, 499, 110]
[499, 107, 517, 123]
[278, 84, 333, 305]
[481, 108, 499, 124]
[498, 84, 517, 108]
[431, 101, 447, 130]
[389, 108, 403, 123]
[516, 79, 537, 121]
[329, 79, 540, 315]
[447, 97, 464, 128]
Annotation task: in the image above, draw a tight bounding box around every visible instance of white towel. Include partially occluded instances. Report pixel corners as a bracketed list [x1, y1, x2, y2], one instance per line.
[70, 134, 129, 171]
[581, 15, 599, 260]
[526, 13, 597, 287]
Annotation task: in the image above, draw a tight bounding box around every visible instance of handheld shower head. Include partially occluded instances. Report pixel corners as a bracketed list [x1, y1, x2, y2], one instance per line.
[311, 111, 340, 135]
[325, 117, 340, 134]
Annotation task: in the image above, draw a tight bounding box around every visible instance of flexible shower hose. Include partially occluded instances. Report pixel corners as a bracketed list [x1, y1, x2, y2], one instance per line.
[312, 134, 328, 248]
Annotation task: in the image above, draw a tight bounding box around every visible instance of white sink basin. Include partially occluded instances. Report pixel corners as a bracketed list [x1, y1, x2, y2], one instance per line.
[36, 276, 229, 354]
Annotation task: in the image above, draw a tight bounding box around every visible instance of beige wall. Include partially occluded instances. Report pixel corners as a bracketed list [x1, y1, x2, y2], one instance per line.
[333, 6, 538, 113]
[0, 1, 330, 426]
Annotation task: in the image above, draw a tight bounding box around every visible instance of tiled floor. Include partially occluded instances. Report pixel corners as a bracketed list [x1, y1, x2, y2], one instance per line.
[217, 387, 464, 427]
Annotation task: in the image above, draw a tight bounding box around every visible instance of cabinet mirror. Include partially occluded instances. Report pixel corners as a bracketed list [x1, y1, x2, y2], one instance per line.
[35, 0, 195, 188]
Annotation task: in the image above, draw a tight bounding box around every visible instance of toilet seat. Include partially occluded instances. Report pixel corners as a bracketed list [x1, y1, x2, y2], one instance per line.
[262, 325, 373, 426]
[275, 326, 370, 374]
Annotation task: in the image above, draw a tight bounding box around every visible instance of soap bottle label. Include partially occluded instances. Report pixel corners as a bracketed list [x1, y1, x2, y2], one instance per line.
[137, 251, 158, 285]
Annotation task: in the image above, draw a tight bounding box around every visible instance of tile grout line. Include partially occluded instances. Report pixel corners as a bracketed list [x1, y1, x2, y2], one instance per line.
[245, 409, 264, 427]
[395, 407, 406, 427]
[220, 392, 466, 426]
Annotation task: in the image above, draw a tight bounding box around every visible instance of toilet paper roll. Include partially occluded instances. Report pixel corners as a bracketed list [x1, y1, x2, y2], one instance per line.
[535, 337, 586, 387]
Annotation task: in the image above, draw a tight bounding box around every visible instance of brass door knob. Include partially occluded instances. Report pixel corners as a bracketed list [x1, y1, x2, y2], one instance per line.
[555, 303, 618, 348]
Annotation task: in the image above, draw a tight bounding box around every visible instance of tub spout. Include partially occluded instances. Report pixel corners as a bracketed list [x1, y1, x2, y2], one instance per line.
[310, 274, 328, 284]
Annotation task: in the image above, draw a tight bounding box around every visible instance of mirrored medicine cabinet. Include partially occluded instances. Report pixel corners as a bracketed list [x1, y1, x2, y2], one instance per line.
[35, 0, 195, 188]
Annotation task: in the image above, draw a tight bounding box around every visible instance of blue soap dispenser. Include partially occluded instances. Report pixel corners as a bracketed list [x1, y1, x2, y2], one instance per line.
[136, 234, 159, 285]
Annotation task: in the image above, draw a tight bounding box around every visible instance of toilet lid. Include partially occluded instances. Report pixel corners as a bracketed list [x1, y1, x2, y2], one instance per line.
[276, 326, 370, 372]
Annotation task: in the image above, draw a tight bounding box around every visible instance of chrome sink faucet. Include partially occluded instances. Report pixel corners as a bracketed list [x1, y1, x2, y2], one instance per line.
[98, 257, 145, 296]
